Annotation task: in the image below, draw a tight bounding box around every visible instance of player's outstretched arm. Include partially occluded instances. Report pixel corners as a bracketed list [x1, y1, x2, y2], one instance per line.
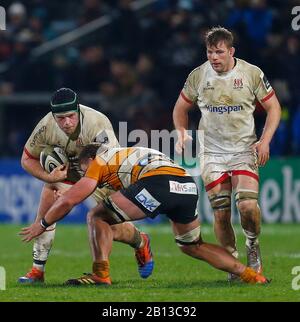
[254, 94, 282, 166]
[20, 177, 98, 242]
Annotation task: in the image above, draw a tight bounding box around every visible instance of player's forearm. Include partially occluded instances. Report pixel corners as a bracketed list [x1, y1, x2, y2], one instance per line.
[260, 103, 281, 144]
[44, 197, 74, 225]
[173, 110, 189, 132]
[173, 104, 189, 134]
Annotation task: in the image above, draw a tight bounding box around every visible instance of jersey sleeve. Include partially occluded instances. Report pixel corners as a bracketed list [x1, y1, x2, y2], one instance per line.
[85, 156, 105, 183]
[253, 68, 274, 103]
[24, 119, 47, 159]
[91, 113, 120, 148]
[181, 70, 199, 104]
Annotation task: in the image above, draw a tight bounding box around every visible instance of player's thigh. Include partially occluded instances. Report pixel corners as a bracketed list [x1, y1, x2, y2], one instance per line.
[87, 202, 113, 223]
[231, 175, 259, 192]
[205, 178, 233, 218]
[109, 191, 147, 221]
[206, 177, 232, 196]
[230, 151, 259, 192]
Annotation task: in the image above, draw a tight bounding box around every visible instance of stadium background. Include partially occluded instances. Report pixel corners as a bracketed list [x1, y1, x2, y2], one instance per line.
[0, 0, 299, 224]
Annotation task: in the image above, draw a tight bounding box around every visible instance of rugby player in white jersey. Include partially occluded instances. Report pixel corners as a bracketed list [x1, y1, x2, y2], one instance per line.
[18, 88, 153, 283]
[173, 27, 281, 280]
[20, 144, 269, 285]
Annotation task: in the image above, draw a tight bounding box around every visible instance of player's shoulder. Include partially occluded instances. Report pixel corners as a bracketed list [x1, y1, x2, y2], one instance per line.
[188, 61, 209, 77]
[80, 104, 109, 122]
[186, 61, 209, 85]
[35, 111, 55, 128]
[237, 58, 263, 75]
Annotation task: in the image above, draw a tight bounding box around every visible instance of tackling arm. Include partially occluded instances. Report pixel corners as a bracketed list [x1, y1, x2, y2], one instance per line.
[43, 177, 98, 225]
[20, 177, 98, 242]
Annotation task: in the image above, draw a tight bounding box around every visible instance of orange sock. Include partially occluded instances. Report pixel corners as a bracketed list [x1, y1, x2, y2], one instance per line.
[93, 261, 110, 279]
[240, 267, 258, 284]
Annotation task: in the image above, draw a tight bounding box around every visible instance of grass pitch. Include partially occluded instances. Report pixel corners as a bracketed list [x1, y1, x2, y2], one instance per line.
[0, 223, 299, 302]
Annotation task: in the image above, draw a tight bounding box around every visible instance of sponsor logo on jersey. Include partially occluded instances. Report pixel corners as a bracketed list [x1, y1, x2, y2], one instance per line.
[135, 188, 161, 212]
[169, 181, 197, 195]
[203, 80, 215, 90]
[205, 104, 244, 114]
[233, 78, 243, 89]
[94, 130, 109, 144]
[262, 75, 271, 91]
[29, 126, 46, 147]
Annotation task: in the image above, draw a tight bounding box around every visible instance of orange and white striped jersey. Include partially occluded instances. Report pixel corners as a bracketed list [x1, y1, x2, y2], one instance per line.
[85, 147, 188, 190]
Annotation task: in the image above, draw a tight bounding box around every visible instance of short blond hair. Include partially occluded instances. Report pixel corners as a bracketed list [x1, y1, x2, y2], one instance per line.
[205, 27, 234, 48]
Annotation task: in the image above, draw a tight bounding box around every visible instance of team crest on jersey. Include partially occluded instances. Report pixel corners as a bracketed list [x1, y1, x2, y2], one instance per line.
[233, 78, 243, 89]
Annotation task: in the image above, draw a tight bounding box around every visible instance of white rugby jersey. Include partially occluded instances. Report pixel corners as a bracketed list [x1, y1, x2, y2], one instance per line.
[181, 58, 274, 153]
[24, 105, 119, 183]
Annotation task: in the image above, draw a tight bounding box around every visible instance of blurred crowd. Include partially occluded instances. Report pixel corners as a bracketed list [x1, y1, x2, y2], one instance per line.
[0, 0, 300, 156]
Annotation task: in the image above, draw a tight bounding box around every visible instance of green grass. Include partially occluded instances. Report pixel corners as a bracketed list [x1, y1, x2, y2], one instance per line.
[0, 223, 300, 302]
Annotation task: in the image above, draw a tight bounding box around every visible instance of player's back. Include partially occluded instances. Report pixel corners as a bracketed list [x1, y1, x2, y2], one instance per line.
[85, 147, 188, 190]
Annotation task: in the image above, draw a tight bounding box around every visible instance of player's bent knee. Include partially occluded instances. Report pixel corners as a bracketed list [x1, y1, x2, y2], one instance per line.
[175, 226, 201, 248]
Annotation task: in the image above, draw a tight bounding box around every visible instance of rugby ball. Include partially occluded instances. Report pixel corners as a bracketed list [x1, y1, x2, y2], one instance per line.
[40, 146, 68, 173]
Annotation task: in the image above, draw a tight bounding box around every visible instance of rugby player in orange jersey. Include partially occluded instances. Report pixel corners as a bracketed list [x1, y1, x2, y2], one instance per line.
[18, 88, 153, 283]
[21, 144, 269, 285]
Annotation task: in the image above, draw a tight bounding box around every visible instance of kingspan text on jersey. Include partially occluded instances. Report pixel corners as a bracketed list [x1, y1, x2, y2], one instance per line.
[205, 105, 244, 114]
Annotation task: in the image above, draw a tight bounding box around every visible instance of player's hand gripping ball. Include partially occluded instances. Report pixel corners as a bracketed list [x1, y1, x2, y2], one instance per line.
[40, 146, 68, 173]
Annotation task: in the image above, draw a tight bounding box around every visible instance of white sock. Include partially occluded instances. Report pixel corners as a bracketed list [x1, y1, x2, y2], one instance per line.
[243, 229, 258, 248]
[33, 263, 45, 272]
[33, 224, 56, 269]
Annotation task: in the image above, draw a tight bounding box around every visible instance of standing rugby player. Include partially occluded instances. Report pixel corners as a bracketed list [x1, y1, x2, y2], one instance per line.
[173, 27, 281, 280]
